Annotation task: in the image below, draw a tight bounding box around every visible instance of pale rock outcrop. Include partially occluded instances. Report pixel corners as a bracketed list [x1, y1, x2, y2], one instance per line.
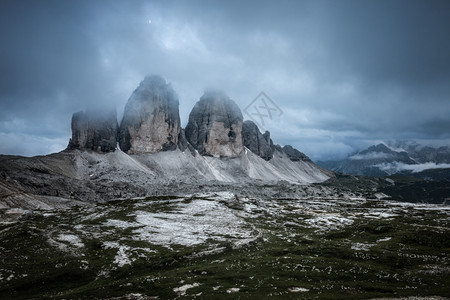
[67, 108, 118, 153]
[119, 75, 181, 153]
[185, 91, 244, 157]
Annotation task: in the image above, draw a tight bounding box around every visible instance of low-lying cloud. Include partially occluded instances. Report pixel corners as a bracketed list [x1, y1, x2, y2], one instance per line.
[349, 152, 392, 160]
[375, 162, 450, 174]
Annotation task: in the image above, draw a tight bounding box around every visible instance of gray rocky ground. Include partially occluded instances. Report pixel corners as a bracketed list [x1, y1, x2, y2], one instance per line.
[0, 148, 332, 210]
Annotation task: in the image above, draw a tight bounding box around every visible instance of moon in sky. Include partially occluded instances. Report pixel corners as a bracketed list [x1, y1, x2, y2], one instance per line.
[148, 19, 152, 24]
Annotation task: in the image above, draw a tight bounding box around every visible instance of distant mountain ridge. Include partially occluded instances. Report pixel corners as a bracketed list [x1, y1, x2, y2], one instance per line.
[318, 142, 450, 177]
[387, 140, 450, 164]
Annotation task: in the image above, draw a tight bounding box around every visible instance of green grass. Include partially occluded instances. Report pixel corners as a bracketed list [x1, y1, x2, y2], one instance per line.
[0, 195, 449, 299]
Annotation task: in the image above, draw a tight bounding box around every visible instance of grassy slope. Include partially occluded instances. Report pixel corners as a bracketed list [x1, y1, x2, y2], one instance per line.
[0, 194, 449, 299]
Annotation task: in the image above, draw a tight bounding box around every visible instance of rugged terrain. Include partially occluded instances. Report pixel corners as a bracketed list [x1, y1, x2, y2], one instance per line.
[0, 146, 333, 210]
[0, 75, 333, 210]
[0, 192, 449, 299]
[0, 75, 449, 299]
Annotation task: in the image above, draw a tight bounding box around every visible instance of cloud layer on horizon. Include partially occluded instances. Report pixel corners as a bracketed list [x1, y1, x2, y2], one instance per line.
[1, 0, 449, 160]
[376, 162, 450, 174]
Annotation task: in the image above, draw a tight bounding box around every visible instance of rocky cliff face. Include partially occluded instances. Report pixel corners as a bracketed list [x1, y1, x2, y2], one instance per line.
[177, 128, 196, 155]
[67, 109, 118, 153]
[67, 75, 316, 166]
[119, 75, 180, 154]
[242, 120, 274, 160]
[185, 91, 244, 157]
[282, 145, 311, 162]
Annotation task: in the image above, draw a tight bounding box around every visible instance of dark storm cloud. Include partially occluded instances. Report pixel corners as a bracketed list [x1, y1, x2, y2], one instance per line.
[0, 0, 449, 160]
[0, 0, 105, 138]
[312, 1, 450, 81]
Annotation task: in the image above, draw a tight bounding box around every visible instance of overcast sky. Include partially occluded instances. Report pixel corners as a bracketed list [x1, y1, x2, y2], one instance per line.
[1, 0, 449, 161]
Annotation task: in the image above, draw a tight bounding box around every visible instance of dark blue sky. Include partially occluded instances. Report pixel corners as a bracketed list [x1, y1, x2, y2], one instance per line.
[1, 0, 449, 160]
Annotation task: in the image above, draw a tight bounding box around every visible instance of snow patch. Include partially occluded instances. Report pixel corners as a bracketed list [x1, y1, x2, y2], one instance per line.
[56, 234, 84, 248]
[288, 287, 310, 292]
[364, 210, 398, 219]
[103, 241, 156, 267]
[374, 192, 390, 199]
[226, 287, 240, 293]
[385, 178, 395, 185]
[173, 283, 201, 296]
[377, 237, 392, 242]
[103, 242, 133, 267]
[351, 243, 375, 251]
[104, 219, 140, 229]
[132, 199, 257, 247]
[304, 214, 354, 231]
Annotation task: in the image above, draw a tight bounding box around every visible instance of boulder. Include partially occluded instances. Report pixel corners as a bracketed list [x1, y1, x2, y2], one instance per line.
[119, 75, 181, 153]
[185, 90, 243, 157]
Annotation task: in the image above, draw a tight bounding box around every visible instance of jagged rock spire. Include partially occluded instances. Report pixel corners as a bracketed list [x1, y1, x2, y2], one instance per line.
[185, 90, 244, 157]
[118, 75, 181, 154]
[67, 75, 313, 164]
[242, 120, 274, 160]
[67, 108, 118, 153]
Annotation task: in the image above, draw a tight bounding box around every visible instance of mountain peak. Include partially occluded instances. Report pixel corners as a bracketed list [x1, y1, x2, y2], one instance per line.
[140, 75, 168, 88]
[67, 108, 118, 153]
[363, 143, 393, 154]
[66, 74, 321, 170]
[202, 89, 229, 100]
[118, 75, 181, 153]
[185, 91, 243, 157]
[242, 120, 274, 160]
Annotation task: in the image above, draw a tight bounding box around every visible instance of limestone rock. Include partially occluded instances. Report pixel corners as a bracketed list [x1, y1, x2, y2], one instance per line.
[263, 131, 274, 149]
[178, 128, 196, 156]
[272, 144, 284, 153]
[185, 90, 243, 157]
[242, 120, 274, 160]
[119, 75, 181, 153]
[67, 109, 118, 153]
